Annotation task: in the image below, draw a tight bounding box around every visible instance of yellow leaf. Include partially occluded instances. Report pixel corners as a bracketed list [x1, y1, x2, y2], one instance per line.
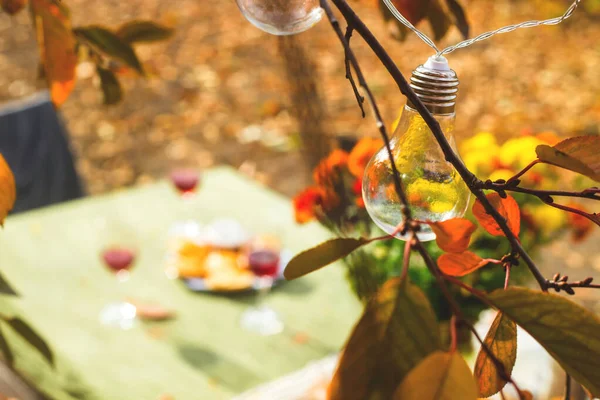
[329, 278, 442, 400]
[393, 351, 478, 400]
[488, 288, 600, 397]
[474, 312, 517, 397]
[536, 135, 600, 182]
[284, 238, 369, 280]
[0, 154, 16, 225]
[32, 0, 77, 106]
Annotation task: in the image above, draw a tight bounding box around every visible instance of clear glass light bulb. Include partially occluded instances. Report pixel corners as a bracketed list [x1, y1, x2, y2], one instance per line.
[236, 0, 323, 36]
[362, 56, 470, 242]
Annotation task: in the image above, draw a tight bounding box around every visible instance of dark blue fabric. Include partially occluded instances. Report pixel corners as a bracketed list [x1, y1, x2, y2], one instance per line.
[0, 92, 85, 214]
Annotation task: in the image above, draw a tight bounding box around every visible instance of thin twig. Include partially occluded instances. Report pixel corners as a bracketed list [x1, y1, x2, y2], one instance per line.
[545, 201, 600, 227]
[330, 0, 548, 291]
[343, 27, 365, 117]
[449, 315, 458, 352]
[565, 373, 571, 400]
[401, 236, 413, 281]
[507, 159, 541, 184]
[546, 274, 600, 295]
[504, 264, 511, 290]
[320, 0, 412, 223]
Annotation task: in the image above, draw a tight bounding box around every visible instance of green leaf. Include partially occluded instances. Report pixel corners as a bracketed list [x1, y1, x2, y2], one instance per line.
[3, 317, 54, 366]
[116, 20, 174, 44]
[329, 278, 442, 400]
[96, 66, 122, 105]
[0, 271, 18, 296]
[536, 135, 600, 182]
[284, 238, 369, 280]
[474, 312, 517, 397]
[392, 351, 478, 400]
[73, 26, 144, 75]
[445, 0, 469, 39]
[0, 326, 14, 367]
[488, 288, 600, 397]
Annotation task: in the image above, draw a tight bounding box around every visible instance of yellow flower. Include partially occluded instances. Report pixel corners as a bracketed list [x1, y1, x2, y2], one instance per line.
[524, 204, 567, 234]
[498, 136, 543, 170]
[460, 132, 498, 154]
[488, 169, 514, 183]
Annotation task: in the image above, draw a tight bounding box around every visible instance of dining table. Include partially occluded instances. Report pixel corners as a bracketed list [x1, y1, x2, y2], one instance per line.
[0, 166, 362, 400]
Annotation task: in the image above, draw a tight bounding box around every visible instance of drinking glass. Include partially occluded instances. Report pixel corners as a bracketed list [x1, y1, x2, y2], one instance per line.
[99, 244, 137, 330]
[168, 168, 202, 237]
[240, 249, 284, 335]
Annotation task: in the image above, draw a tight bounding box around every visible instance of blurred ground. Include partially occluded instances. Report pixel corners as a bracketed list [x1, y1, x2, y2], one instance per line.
[1, 0, 600, 196]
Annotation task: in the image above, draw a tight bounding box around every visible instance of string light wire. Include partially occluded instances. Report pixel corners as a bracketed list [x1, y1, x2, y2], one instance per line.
[381, 0, 582, 57]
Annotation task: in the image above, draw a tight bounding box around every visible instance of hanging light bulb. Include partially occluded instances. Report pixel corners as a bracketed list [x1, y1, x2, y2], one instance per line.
[362, 55, 470, 242]
[236, 0, 323, 36]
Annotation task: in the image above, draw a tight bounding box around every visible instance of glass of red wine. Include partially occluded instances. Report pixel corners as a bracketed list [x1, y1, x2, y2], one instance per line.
[239, 249, 284, 335]
[99, 245, 137, 329]
[168, 167, 203, 239]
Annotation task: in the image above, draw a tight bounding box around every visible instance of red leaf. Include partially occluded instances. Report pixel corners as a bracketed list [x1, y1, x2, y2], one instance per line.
[389, 0, 432, 25]
[438, 251, 493, 277]
[428, 218, 476, 253]
[472, 193, 521, 237]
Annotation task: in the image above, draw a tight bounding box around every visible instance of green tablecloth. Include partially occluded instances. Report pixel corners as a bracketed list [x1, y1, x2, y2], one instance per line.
[0, 166, 361, 400]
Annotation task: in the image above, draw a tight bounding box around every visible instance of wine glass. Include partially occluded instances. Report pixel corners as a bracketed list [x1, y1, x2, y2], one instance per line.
[99, 245, 137, 329]
[240, 249, 284, 336]
[168, 167, 203, 236]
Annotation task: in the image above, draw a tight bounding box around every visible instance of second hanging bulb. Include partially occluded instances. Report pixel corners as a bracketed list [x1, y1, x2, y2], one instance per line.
[236, 0, 323, 36]
[362, 56, 470, 242]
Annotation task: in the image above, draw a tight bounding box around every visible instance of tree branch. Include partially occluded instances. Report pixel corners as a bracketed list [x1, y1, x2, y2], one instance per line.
[330, 0, 549, 291]
[343, 27, 365, 117]
[546, 274, 600, 295]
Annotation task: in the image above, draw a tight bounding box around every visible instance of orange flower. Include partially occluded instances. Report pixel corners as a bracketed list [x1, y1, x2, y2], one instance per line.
[293, 187, 323, 224]
[348, 137, 383, 178]
[566, 202, 594, 242]
[536, 131, 561, 145]
[352, 178, 365, 208]
[313, 149, 349, 186]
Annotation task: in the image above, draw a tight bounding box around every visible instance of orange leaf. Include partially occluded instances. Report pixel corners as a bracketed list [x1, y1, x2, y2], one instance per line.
[428, 219, 476, 253]
[566, 202, 595, 242]
[31, 0, 77, 106]
[438, 251, 493, 277]
[472, 193, 520, 237]
[0, 154, 16, 226]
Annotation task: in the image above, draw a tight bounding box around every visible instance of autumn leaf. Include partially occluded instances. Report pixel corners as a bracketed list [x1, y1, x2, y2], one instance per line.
[428, 218, 476, 253]
[31, 0, 77, 106]
[473, 193, 521, 237]
[0, 154, 16, 226]
[284, 238, 369, 280]
[474, 312, 517, 397]
[437, 251, 494, 277]
[1, 0, 27, 14]
[2, 317, 54, 366]
[96, 66, 122, 105]
[329, 278, 442, 400]
[387, 0, 432, 24]
[116, 20, 174, 44]
[427, 0, 452, 41]
[73, 26, 145, 75]
[445, 0, 469, 39]
[392, 351, 478, 400]
[536, 135, 600, 182]
[488, 288, 600, 397]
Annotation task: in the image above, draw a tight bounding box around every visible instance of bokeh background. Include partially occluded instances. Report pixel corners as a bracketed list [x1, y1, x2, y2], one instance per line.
[2, 0, 600, 196]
